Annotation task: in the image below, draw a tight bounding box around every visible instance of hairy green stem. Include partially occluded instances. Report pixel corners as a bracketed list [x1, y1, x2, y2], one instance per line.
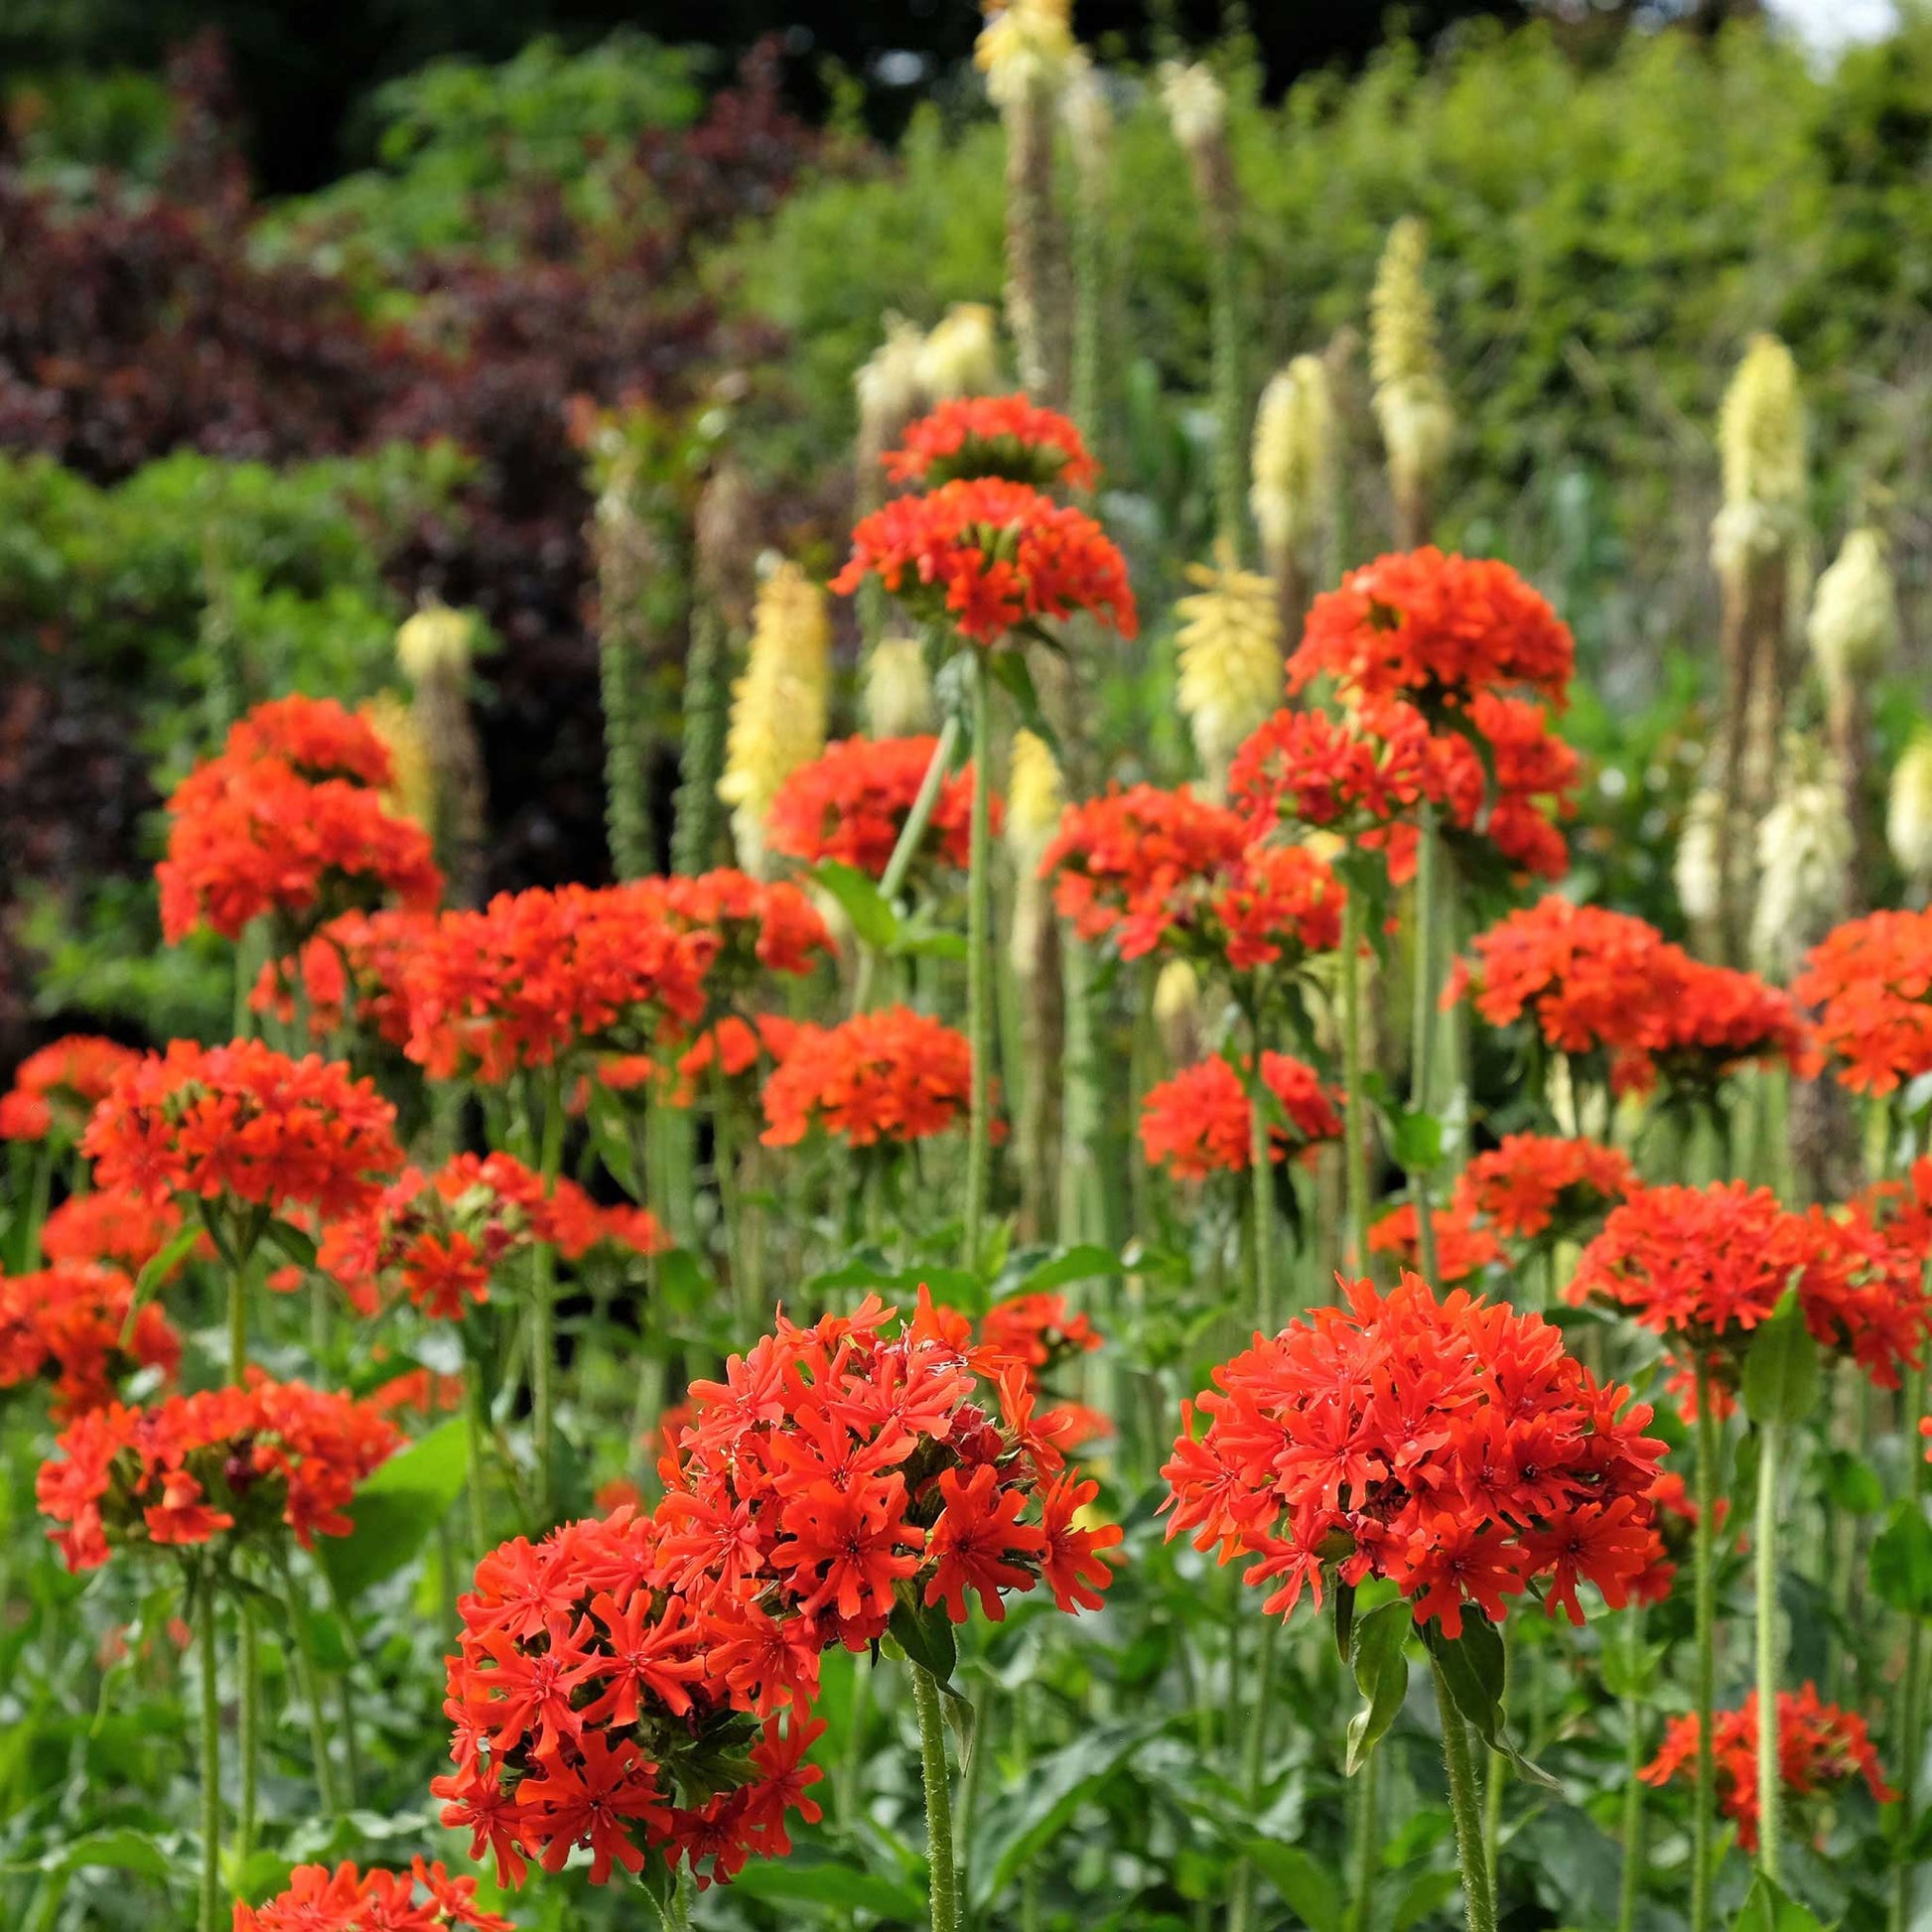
[854, 715, 962, 1014]
[1616, 1614, 1647, 1932]
[1692, 1362, 1721, 1932]
[1340, 887, 1371, 1270]
[197, 1586, 222, 1932]
[1755, 1419, 1783, 1881]
[531, 1071, 566, 1523]
[236, 1606, 257, 1870]
[465, 1361, 491, 1559]
[1346, 1745, 1381, 1932]
[911, 1665, 960, 1932]
[962, 659, 994, 1269]
[279, 1561, 343, 1817]
[1229, 1617, 1280, 1932]
[711, 1059, 752, 1336]
[1433, 1654, 1498, 1932]
[1249, 1031, 1277, 1337]
[1410, 803, 1442, 1282]
[1896, 1361, 1929, 1932]
[1208, 208, 1245, 554]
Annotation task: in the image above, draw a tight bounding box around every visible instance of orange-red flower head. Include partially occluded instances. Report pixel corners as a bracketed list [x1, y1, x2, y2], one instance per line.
[884, 394, 1099, 491]
[765, 737, 996, 881]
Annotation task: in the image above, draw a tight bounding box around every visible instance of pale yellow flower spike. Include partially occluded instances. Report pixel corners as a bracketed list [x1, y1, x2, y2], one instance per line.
[916, 303, 1002, 401]
[1712, 334, 1807, 576]
[1251, 355, 1337, 574]
[361, 691, 436, 832]
[975, 0, 1075, 109]
[865, 635, 936, 741]
[1006, 728, 1066, 857]
[855, 314, 928, 440]
[1159, 60, 1227, 159]
[395, 601, 477, 684]
[1369, 217, 1453, 520]
[1808, 526, 1897, 698]
[1890, 730, 1932, 888]
[1750, 738, 1851, 980]
[1173, 540, 1283, 798]
[717, 563, 831, 878]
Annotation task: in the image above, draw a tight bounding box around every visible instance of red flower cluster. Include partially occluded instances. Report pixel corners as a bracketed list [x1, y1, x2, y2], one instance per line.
[318, 1153, 666, 1319]
[253, 908, 437, 1050]
[1453, 1133, 1637, 1244]
[37, 1373, 401, 1572]
[1641, 1684, 1894, 1854]
[81, 1038, 404, 1226]
[436, 1505, 826, 1892]
[233, 1860, 514, 1932]
[1459, 897, 1813, 1097]
[0, 1035, 141, 1144]
[40, 1186, 207, 1281]
[662, 1014, 802, 1109]
[1288, 549, 1574, 713]
[1229, 691, 1577, 887]
[980, 1291, 1111, 1456]
[1366, 1203, 1505, 1286]
[1139, 1051, 1343, 1179]
[631, 870, 835, 987]
[0, 1262, 180, 1419]
[764, 737, 995, 881]
[884, 395, 1100, 490]
[1162, 1272, 1664, 1635]
[1792, 906, 1932, 1097]
[157, 697, 442, 944]
[438, 1295, 1118, 1895]
[401, 886, 718, 1083]
[833, 476, 1137, 643]
[1570, 1180, 1932, 1410]
[1040, 785, 1344, 973]
[759, 1007, 979, 1150]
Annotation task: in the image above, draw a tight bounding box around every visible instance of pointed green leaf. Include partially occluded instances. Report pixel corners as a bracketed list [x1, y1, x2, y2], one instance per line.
[317, 1417, 469, 1600]
[1741, 1288, 1821, 1429]
[1345, 1598, 1411, 1775]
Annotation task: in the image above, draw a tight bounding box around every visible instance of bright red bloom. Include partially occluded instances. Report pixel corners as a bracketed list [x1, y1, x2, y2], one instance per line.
[439, 1503, 826, 1894]
[318, 1152, 665, 1319]
[922, 1463, 1046, 1621]
[764, 736, 996, 881]
[1162, 1272, 1664, 1636]
[0, 1035, 141, 1144]
[401, 884, 718, 1083]
[832, 475, 1137, 643]
[81, 1038, 403, 1225]
[1792, 907, 1932, 1096]
[233, 1859, 516, 1932]
[1450, 1133, 1637, 1244]
[659, 1014, 801, 1110]
[1460, 897, 1813, 1098]
[884, 394, 1099, 490]
[1367, 1202, 1506, 1285]
[1642, 1684, 1895, 1854]
[252, 907, 437, 1050]
[629, 870, 836, 986]
[0, 1262, 180, 1419]
[1229, 703, 1438, 848]
[40, 1186, 208, 1282]
[37, 1374, 400, 1573]
[759, 1007, 980, 1150]
[157, 699, 442, 945]
[1041, 785, 1345, 973]
[1139, 1051, 1342, 1179]
[1288, 548, 1575, 713]
[1570, 1180, 1931, 1413]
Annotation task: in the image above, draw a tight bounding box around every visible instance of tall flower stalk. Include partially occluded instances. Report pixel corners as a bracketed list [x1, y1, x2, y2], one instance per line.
[963, 656, 996, 1266]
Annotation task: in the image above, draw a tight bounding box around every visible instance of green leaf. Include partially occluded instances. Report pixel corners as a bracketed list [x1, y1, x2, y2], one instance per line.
[1391, 1870, 1462, 1932]
[1730, 1872, 1827, 1931]
[1345, 1599, 1411, 1775]
[1389, 1110, 1443, 1175]
[131, 1221, 205, 1301]
[811, 862, 898, 949]
[14, 1828, 175, 1884]
[1424, 1617, 1562, 1792]
[1741, 1288, 1821, 1429]
[317, 1418, 469, 1600]
[1333, 1581, 1356, 1665]
[1011, 1244, 1119, 1296]
[262, 1219, 319, 1271]
[1871, 1498, 1932, 1619]
[986, 646, 1059, 755]
[888, 1592, 958, 1689]
[734, 1852, 927, 1921]
[1248, 1842, 1343, 1932]
[970, 1723, 1158, 1910]
[1821, 1449, 1884, 1516]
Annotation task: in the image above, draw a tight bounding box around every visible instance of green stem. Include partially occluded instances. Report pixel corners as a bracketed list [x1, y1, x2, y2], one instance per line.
[962, 658, 994, 1270]
[465, 1360, 490, 1560]
[1249, 1033, 1277, 1338]
[711, 1060, 752, 1336]
[226, 1265, 248, 1387]
[1433, 1653, 1498, 1932]
[1896, 1360, 1929, 1932]
[855, 715, 962, 1014]
[197, 1585, 222, 1932]
[1616, 1609, 1646, 1932]
[1208, 207, 1245, 554]
[236, 1605, 257, 1870]
[1692, 1361, 1721, 1932]
[911, 1665, 960, 1932]
[1229, 1617, 1280, 1932]
[279, 1563, 343, 1817]
[323, 1568, 362, 1807]
[1481, 1744, 1504, 1902]
[1754, 1419, 1783, 1882]
[1410, 803, 1442, 1283]
[531, 1070, 566, 1523]
[1346, 1746, 1380, 1932]
[1340, 886, 1371, 1271]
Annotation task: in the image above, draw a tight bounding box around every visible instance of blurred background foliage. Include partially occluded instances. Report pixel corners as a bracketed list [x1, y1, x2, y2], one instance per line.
[3, 7, 1931, 1057]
